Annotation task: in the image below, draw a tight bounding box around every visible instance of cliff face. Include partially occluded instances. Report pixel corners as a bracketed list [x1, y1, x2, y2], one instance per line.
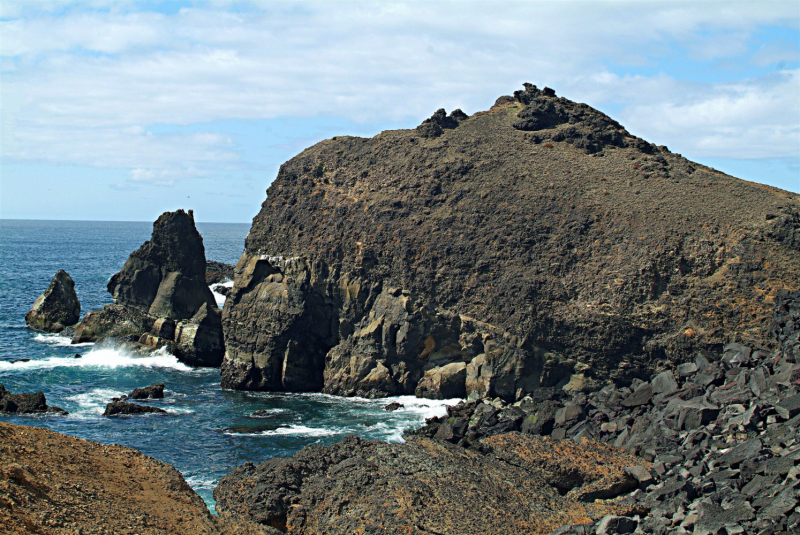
[222, 84, 800, 399]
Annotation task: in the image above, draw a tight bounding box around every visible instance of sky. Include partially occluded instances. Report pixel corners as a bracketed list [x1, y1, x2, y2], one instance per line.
[0, 1, 798, 223]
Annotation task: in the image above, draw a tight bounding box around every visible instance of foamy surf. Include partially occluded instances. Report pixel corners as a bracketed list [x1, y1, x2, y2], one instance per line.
[0, 345, 192, 373]
[210, 280, 234, 307]
[33, 332, 94, 348]
[224, 424, 338, 437]
[65, 387, 127, 417]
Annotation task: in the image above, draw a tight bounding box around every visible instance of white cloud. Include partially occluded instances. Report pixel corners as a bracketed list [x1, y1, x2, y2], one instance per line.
[0, 1, 798, 177]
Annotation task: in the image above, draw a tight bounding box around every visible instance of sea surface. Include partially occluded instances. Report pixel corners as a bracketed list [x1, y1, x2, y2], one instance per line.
[0, 219, 458, 510]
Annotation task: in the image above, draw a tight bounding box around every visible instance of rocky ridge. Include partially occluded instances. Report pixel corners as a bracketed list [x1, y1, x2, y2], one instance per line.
[72, 210, 225, 367]
[221, 83, 800, 399]
[24, 270, 80, 333]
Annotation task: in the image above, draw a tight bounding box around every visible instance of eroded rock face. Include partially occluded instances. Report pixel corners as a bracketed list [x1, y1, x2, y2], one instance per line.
[108, 210, 215, 320]
[73, 210, 225, 367]
[222, 83, 800, 399]
[214, 433, 647, 535]
[25, 270, 80, 333]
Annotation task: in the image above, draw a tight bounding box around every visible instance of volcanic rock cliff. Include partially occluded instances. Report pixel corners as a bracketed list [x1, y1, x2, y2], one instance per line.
[73, 210, 225, 366]
[221, 84, 800, 399]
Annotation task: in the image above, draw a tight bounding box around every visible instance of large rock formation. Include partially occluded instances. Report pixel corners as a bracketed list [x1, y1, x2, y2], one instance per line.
[72, 210, 225, 367]
[25, 270, 80, 333]
[0, 385, 67, 415]
[214, 433, 648, 535]
[0, 421, 274, 535]
[222, 83, 800, 399]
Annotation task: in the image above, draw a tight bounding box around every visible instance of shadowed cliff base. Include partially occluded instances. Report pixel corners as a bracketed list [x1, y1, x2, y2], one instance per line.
[220, 83, 800, 400]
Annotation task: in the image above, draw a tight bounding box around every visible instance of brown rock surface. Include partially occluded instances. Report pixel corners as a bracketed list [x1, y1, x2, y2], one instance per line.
[214, 432, 648, 535]
[222, 83, 800, 398]
[0, 421, 274, 535]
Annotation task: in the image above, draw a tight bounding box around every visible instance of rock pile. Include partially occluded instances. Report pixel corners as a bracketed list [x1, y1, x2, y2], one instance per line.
[72, 210, 225, 367]
[415, 292, 800, 534]
[24, 270, 80, 333]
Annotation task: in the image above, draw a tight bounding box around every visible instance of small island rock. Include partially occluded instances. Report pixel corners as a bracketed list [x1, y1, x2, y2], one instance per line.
[25, 269, 80, 333]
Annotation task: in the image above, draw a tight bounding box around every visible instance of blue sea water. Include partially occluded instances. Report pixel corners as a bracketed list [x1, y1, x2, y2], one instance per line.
[0, 219, 457, 510]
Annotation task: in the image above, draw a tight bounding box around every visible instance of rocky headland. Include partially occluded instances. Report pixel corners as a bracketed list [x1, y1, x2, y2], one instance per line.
[72, 209, 226, 367]
[25, 270, 80, 334]
[221, 83, 799, 399]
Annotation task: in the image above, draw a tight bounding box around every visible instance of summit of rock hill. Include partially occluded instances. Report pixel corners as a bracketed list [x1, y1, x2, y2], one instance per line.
[221, 84, 800, 400]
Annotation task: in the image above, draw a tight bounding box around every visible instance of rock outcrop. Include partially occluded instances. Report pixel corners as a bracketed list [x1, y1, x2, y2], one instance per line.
[221, 83, 800, 399]
[0, 385, 67, 415]
[103, 400, 167, 416]
[129, 383, 165, 399]
[25, 270, 80, 333]
[214, 433, 648, 535]
[73, 210, 225, 367]
[0, 421, 275, 535]
[206, 260, 235, 285]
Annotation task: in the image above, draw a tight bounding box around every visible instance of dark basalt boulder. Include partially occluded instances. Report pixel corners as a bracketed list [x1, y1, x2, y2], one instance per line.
[129, 383, 165, 400]
[206, 260, 235, 285]
[214, 433, 646, 535]
[221, 83, 800, 400]
[108, 210, 215, 320]
[103, 400, 167, 416]
[25, 269, 80, 333]
[0, 384, 67, 415]
[73, 210, 225, 367]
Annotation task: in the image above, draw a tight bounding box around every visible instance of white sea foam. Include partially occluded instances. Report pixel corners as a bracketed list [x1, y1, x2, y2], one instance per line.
[184, 475, 217, 490]
[0, 346, 192, 373]
[210, 280, 234, 307]
[383, 395, 462, 420]
[65, 387, 127, 417]
[225, 424, 338, 437]
[33, 332, 95, 348]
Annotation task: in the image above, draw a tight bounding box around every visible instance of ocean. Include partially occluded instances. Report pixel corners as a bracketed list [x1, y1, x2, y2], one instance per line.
[0, 219, 458, 510]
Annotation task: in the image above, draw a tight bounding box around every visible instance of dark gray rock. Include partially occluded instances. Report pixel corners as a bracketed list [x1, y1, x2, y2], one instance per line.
[103, 401, 167, 416]
[0, 384, 67, 415]
[621, 383, 654, 407]
[25, 270, 81, 333]
[129, 383, 165, 400]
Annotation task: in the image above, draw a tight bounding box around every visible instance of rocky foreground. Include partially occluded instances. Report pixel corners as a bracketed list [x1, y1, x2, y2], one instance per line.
[221, 83, 800, 399]
[0, 421, 273, 535]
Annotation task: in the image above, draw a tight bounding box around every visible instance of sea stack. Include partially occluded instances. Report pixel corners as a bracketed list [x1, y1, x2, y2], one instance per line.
[72, 210, 225, 367]
[221, 83, 800, 399]
[25, 269, 81, 333]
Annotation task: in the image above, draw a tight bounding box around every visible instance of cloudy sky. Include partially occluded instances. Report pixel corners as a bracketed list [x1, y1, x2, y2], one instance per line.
[1, 1, 798, 223]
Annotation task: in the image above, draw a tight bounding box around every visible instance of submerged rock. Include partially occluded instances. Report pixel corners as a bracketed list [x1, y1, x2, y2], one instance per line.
[0, 385, 67, 415]
[25, 269, 80, 333]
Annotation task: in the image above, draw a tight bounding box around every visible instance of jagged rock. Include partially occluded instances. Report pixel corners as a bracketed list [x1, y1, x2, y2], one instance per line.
[415, 361, 467, 399]
[128, 383, 165, 400]
[73, 210, 225, 367]
[222, 83, 800, 399]
[107, 210, 215, 320]
[0, 385, 67, 415]
[25, 270, 80, 333]
[206, 260, 235, 285]
[103, 401, 167, 416]
[214, 433, 647, 535]
[384, 402, 404, 411]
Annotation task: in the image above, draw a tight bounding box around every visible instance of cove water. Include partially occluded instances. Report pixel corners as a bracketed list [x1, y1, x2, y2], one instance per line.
[0, 220, 459, 510]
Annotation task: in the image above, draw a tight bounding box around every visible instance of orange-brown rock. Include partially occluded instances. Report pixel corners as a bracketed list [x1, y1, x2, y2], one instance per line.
[0, 422, 275, 535]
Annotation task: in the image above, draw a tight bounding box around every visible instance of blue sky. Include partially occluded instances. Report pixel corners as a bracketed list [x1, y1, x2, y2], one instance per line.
[1, 1, 798, 223]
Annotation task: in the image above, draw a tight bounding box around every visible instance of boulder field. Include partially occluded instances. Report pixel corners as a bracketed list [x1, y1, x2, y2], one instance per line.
[72, 209, 226, 367]
[220, 83, 800, 399]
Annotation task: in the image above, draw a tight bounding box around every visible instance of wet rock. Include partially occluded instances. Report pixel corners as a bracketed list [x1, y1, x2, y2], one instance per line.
[0, 384, 67, 415]
[129, 383, 165, 400]
[103, 401, 167, 416]
[173, 303, 225, 367]
[384, 402, 404, 411]
[25, 270, 80, 333]
[71, 304, 153, 344]
[10, 359, 30, 364]
[206, 260, 235, 285]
